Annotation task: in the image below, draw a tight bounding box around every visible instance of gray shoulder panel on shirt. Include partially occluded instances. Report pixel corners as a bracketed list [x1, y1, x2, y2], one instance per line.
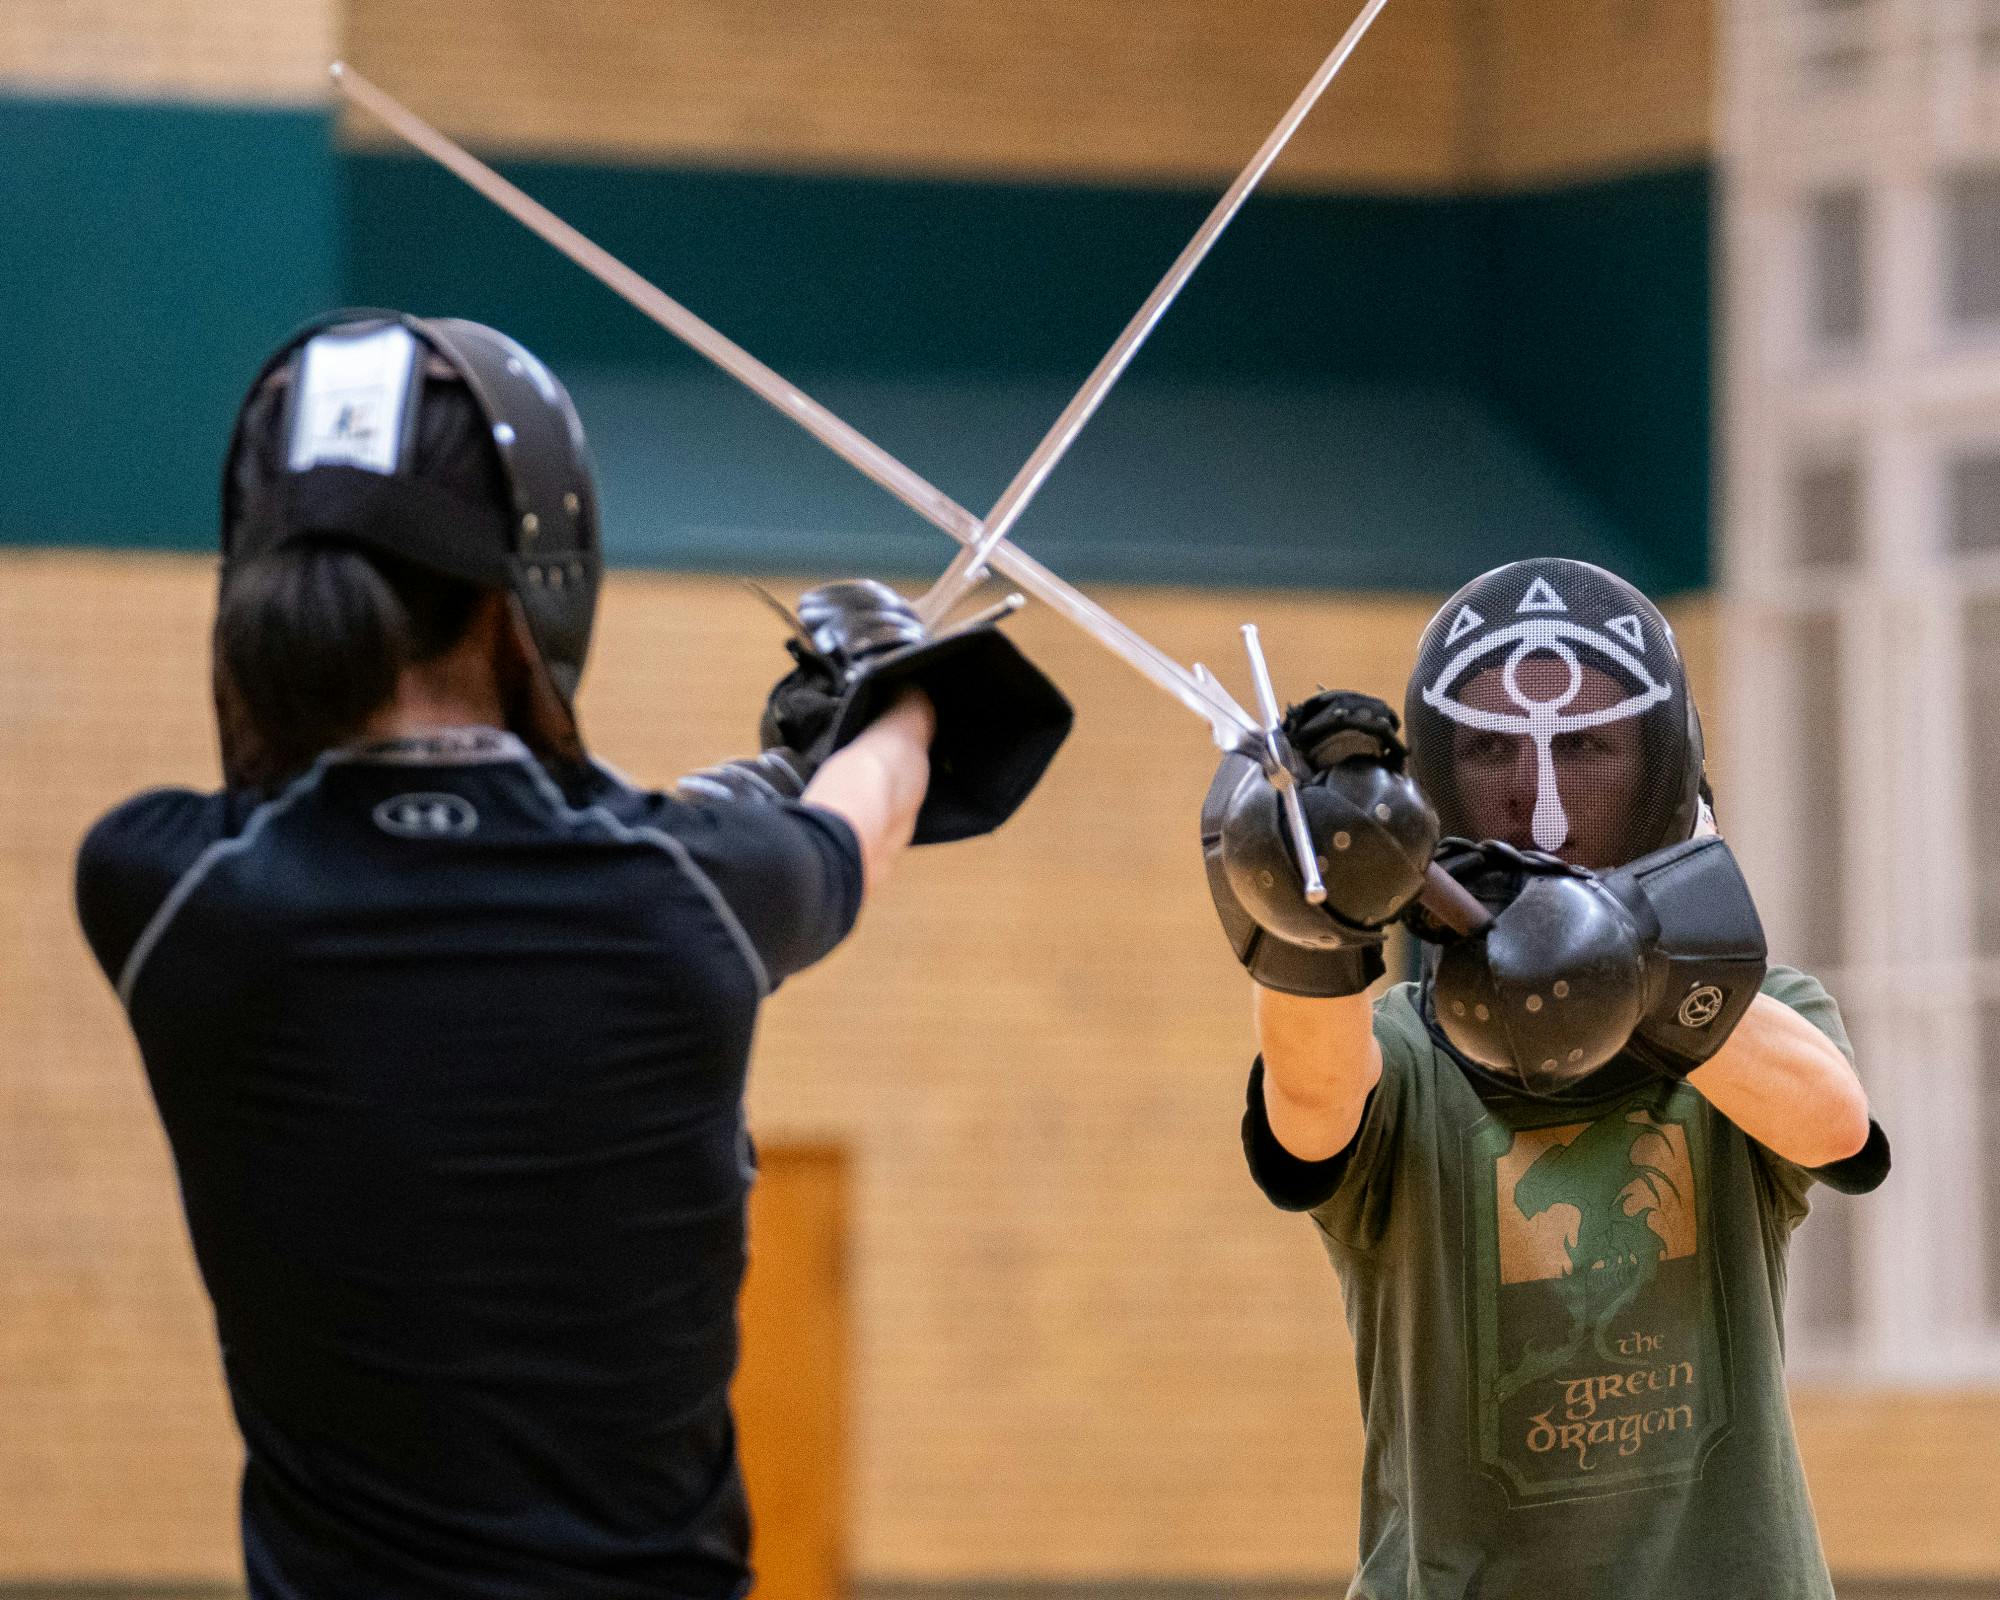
[116, 764, 332, 1009]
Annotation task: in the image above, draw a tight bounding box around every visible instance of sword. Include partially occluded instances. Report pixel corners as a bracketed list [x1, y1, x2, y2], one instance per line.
[332, 0, 1397, 726]
[1240, 624, 1327, 906]
[331, 61, 1253, 747]
[330, 58, 1489, 935]
[912, 0, 1394, 628]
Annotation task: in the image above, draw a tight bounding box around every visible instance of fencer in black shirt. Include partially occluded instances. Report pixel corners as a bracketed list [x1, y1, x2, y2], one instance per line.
[74, 312, 1072, 1599]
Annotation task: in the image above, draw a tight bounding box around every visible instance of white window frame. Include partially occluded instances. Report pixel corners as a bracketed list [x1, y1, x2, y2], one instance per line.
[1722, 0, 2000, 1383]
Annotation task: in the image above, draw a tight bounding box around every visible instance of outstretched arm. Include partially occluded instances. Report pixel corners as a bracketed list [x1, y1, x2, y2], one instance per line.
[1687, 994, 1871, 1170]
[1255, 986, 1382, 1162]
[1208, 690, 1437, 1163]
[802, 689, 934, 894]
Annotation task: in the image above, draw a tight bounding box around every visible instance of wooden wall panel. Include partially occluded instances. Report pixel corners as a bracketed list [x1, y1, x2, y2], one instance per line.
[0, 0, 334, 101]
[337, 0, 1466, 188]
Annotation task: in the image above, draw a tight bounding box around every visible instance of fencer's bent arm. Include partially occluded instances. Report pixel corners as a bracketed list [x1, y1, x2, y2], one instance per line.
[1685, 994, 1871, 1170]
[1253, 985, 1382, 1164]
[802, 690, 936, 895]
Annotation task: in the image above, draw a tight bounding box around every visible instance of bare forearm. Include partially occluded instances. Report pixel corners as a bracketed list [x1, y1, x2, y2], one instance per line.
[1253, 984, 1382, 1162]
[802, 691, 935, 892]
[1685, 994, 1871, 1168]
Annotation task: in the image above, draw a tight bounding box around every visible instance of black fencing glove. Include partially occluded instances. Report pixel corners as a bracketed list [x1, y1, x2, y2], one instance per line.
[1418, 834, 1767, 1096]
[757, 581, 922, 756]
[757, 579, 1073, 844]
[677, 584, 901, 808]
[1607, 835, 1768, 1080]
[1200, 690, 1438, 997]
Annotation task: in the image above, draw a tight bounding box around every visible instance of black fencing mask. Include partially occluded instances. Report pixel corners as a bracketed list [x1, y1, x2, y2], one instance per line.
[1404, 559, 1703, 873]
[223, 312, 602, 740]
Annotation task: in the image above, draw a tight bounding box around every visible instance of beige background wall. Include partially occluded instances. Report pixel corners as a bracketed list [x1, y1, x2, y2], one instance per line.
[1462, 0, 1713, 185]
[0, 0, 1711, 189]
[0, 0, 334, 102]
[337, 0, 1468, 188]
[336, 0, 1711, 188]
[335, 0, 1711, 188]
[3, 551, 1993, 1584]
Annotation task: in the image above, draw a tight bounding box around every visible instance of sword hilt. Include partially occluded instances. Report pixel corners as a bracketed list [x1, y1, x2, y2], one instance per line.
[1416, 864, 1493, 937]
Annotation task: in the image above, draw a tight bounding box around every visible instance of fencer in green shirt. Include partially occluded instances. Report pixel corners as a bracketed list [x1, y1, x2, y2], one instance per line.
[1200, 557, 1888, 1600]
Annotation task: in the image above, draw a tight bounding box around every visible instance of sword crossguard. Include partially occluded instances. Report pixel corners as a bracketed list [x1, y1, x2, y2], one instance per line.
[1238, 624, 1327, 906]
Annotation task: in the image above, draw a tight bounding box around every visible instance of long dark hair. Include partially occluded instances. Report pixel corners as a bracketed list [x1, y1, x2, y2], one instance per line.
[213, 547, 485, 787]
[215, 373, 503, 788]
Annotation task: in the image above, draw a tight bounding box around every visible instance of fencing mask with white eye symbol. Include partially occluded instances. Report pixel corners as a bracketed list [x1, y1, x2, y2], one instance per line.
[1403, 559, 1703, 873]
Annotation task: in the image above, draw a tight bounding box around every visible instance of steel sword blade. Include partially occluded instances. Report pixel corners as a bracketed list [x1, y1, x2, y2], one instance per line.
[329, 61, 1255, 746]
[914, 0, 1395, 627]
[329, 62, 1492, 932]
[1242, 623, 1328, 905]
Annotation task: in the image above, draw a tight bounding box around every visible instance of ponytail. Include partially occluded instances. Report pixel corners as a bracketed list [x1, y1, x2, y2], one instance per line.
[213, 545, 481, 788]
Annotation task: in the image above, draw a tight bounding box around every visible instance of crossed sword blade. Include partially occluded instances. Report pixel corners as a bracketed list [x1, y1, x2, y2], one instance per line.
[328, 0, 1396, 741]
[331, 34, 1491, 934]
[912, 0, 1394, 628]
[334, 59, 1252, 744]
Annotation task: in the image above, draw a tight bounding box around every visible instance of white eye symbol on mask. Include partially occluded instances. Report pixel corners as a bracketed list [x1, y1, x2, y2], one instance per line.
[1421, 619, 1672, 852]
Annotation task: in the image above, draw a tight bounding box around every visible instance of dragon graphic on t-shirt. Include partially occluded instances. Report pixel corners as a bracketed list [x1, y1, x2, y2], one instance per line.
[1491, 1112, 1682, 1404]
[1468, 1094, 1727, 1502]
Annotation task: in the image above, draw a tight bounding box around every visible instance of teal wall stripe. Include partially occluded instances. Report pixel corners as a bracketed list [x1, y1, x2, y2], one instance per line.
[559, 367, 1645, 592]
[0, 98, 340, 548]
[1474, 167, 1713, 581]
[0, 95, 1709, 593]
[340, 155, 1707, 593]
[337, 156, 1482, 383]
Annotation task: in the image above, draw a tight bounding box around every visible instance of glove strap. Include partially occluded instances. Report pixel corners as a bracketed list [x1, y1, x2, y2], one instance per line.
[1242, 935, 1385, 1000]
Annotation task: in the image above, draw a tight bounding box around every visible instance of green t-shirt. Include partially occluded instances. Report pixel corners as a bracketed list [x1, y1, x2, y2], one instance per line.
[1244, 967, 1890, 1600]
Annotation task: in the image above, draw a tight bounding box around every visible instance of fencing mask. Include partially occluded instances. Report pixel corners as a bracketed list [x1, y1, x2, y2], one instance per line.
[1404, 558, 1703, 873]
[222, 311, 601, 757]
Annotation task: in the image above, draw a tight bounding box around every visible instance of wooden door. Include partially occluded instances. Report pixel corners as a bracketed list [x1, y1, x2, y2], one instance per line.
[735, 1143, 847, 1600]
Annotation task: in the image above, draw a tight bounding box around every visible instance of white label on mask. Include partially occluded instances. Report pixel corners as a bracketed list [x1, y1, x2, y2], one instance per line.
[287, 325, 419, 476]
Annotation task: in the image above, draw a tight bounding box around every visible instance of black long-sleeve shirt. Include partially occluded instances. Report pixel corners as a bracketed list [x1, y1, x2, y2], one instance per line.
[76, 728, 863, 1600]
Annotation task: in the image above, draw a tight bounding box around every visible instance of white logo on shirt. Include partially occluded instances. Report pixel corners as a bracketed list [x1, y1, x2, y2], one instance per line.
[372, 793, 479, 839]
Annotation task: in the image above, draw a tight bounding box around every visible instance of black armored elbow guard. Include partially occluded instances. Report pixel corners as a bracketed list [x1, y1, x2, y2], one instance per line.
[1601, 835, 1768, 1080]
[1428, 835, 1766, 1095]
[1199, 692, 1438, 998]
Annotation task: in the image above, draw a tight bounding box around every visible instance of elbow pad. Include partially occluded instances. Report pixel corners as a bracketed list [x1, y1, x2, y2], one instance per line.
[1601, 835, 1767, 1080]
[1429, 836, 1766, 1096]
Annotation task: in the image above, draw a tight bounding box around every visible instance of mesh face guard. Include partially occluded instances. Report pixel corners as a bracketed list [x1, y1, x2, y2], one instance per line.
[222, 310, 602, 716]
[1404, 559, 1703, 872]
